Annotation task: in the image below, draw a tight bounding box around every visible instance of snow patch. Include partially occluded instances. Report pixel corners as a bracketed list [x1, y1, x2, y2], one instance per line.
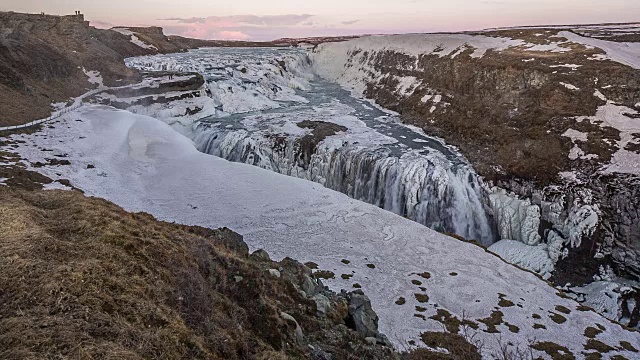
[560, 82, 580, 91]
[489, 240, 555, 280]
[594, 89, 607, 101]
[560, 31, 640, 69]
[550, 63, 582, 70]
[112, 27, 158, 51]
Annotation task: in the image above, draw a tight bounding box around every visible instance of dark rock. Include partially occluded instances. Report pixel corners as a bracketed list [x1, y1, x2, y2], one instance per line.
[250, 249, 271, 262]
[347, 290, 379, 338]
[185, 106, 202, 116]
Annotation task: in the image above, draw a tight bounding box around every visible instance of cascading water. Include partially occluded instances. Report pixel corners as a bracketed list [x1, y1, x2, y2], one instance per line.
[127, 47, 499, 245]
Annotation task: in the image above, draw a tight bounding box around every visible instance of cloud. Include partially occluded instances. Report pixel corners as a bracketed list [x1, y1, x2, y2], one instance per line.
[217, 30, 251, 40]
[90, 20, 113, 29]
[341, 20, 360, 26]
[161, 14, 314, 27]
[160, 14, 320, 40]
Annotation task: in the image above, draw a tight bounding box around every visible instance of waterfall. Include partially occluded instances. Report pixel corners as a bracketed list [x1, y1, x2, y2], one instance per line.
[193, 125, 497, 245]
[125, 46, 499, 246]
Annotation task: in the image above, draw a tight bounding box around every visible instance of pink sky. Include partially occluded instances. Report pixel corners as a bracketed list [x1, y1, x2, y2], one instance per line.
[2, 0, 639, 40]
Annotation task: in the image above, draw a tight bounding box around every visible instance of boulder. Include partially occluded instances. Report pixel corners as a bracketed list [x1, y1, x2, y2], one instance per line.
[347, 290, 379, 338]
[250, 249, 271, 262]
[312, 294, 331, 317]
[301, 274, 321, 297]
[281, 312, 304, 345]
[310, 347, 333, 360]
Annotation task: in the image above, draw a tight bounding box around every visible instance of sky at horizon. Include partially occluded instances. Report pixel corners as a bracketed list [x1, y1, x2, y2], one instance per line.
[2, 0, 639, 41]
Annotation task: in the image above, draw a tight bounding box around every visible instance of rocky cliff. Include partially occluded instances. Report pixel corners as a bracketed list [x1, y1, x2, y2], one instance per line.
[0, 11, 143, 126]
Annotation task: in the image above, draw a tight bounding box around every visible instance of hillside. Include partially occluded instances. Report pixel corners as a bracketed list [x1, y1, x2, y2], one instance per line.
[0, 12, 143, 126]
[0, 184, 409, 359]
[3, 101, 639, 358]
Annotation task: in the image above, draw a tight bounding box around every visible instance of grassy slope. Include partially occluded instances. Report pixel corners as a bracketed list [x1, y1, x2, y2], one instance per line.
[0, 185, 479, 359]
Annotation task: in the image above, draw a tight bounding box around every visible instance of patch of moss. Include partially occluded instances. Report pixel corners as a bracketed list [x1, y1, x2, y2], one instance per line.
[415, 306, 427, 313]
[420, 332, 481, 360]
[462, 319, 479, 330]
[584, 353, 602, 360]
[549, 312, 567, 324]
[555, 305, 571, 314]
[396, 297, 406, 305]
[533, 323, 546, 330]
[584, 339, 615, 353]
[366, 264, 376, 269]
[449, 272, 458, 276]
[352, 283, 362, 289]
[532, 313, 542, 319]
[304, 262, 319, 269]
[584, 326, 603, 339]
[313, 270, 335, 280]
[479, 310, 504, 333]
[341, 259, 350, 264]
[411, 279, 422, 286]
[576, 305, 593, 312]
[429, 309, 462, 333]
[498, 294, 515, 308]
[619, 341, 639, 353]
[506, 322, 520, 333]
[414, 293, 429, 303]
[418, 272, 431, 279]
[611, 355, 630, 360]
[341, 274, 353, 280]
[414, 314, 426, 320]
[531, 341, 575, 360]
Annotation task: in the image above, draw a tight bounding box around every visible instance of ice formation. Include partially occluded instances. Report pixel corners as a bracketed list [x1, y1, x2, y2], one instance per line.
[488, 240, 554, 279]
[488, 190, 542, 245]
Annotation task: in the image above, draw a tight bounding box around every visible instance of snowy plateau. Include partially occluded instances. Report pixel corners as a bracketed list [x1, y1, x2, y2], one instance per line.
[4, 31, 640, 359]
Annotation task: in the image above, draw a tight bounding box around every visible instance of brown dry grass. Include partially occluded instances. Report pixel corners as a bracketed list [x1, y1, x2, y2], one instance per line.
[0, 188, 336, 359]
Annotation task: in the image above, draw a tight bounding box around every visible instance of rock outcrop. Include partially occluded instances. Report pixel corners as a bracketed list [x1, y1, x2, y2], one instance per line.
[0, 11, 142, 126]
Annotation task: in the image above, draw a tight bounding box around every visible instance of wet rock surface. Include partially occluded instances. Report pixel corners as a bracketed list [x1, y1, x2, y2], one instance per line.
[296, 120, 348, 169]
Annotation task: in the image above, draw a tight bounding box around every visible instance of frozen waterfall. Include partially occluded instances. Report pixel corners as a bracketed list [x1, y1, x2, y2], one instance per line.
[193, 126, 497, 245]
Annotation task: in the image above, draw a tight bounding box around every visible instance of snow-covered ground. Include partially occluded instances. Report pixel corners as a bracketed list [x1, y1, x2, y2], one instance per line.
[6, 105, 639, 358]
[559, 31, 640, 70]
[111, 27, 158, 50]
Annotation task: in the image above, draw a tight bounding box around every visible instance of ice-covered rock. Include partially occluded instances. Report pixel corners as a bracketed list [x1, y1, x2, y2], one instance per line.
[489, 190, 542, 245]
[488, 240, 555, 279]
